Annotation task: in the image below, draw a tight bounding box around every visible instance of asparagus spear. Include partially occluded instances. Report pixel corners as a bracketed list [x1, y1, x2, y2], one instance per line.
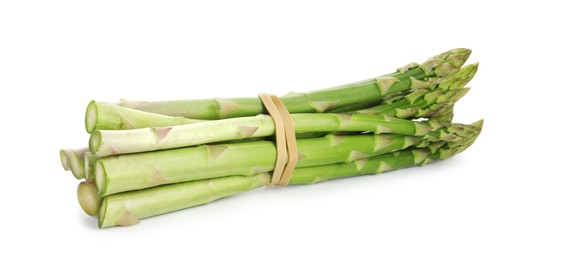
[95, 123, 479, 196]
[99, 173, 271, 228]
[90, 113, 438, 157]
[118, 49, 471, 119]
[85, 102, 203, 133]
[98, 120, 481, 228]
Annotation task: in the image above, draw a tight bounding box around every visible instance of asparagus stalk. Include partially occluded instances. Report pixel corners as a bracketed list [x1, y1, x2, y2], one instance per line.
[94, 123, 480, 196]
[85, 101, 203, 133]
[118, 49, 471, 119]
[90, 113, 438, 157]
[98, 121, 481, 228]
[59, 148, 88, 179]
[99, 173, 271, 228]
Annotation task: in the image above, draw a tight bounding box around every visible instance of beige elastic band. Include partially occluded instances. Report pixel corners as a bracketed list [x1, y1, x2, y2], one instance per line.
[258, 94, 298, 186]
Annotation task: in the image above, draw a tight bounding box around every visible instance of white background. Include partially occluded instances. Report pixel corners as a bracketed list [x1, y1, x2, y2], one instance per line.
[1, 1, 561, 259]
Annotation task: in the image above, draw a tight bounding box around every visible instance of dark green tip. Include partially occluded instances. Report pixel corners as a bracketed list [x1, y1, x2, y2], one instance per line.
[420, 48, 472, 77]
[446, 48, 472, 68]
[439, 62, 479, 91]
[470, 119, 484, 130]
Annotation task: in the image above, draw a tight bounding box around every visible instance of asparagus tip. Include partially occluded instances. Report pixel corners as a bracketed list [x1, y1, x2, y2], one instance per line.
[462, 62, 479, 77]
[84, 152, 95, 181]
[447, 48, 472, 64]
[421, 48, 472, 77]
[452, 63, 479, 89]
[470, 119, 484, 130]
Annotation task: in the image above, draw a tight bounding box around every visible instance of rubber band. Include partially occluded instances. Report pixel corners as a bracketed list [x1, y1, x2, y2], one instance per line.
[258, 94, 298, 186]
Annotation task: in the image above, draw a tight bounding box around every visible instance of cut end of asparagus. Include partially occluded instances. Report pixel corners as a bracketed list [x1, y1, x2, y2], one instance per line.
[85, 101, 98, 134]
[94, 159, 107, 196]
[89, 131, 102, 156]
[61, 148, 87, 179]
[84, 152, 96, 181]
[70, 161, 86, 180]
[98, 197, 108, 228]
[59, 149, 70, 171]
[77, 181, 102, 217]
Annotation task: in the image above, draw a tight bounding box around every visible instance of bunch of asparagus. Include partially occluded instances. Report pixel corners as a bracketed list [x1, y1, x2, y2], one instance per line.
[60, 48, 483, 228]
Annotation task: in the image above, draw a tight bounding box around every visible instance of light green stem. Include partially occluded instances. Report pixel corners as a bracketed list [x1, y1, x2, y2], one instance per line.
[90, 113, 437, 157]
[119, 49, 471, 119]
[99, 173, 271, 228]
[85, 101, 203, 133]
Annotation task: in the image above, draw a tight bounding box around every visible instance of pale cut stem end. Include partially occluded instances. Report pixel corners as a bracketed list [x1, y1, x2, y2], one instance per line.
[77, 181, 102, 217]
[60, 149, 70, 171]
[61, 148, 88, 179]
[85, 101, 98, 134]
[88, 131, 102, 155]
[94, 160, 107, 196]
